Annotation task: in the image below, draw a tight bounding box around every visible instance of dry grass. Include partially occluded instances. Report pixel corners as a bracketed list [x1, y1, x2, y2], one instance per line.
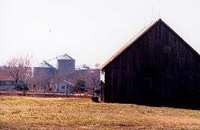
[0, 96, 200, 130]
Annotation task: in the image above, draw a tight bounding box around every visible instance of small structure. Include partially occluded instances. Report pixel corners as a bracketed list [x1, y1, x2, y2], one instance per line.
[0, 69, 26, 91]
[101, 19, 200, 104]
[56, 80, 74, 95]
[0, 68, 15, 91]
[0, 80, 15, 91]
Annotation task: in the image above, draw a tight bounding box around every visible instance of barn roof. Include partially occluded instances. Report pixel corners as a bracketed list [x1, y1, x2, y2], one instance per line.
[101, 19, 162, 70]
[101, 18, 200, 70]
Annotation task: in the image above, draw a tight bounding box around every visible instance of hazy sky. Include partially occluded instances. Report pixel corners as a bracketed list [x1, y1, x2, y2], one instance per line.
[0, 0, 200, 67]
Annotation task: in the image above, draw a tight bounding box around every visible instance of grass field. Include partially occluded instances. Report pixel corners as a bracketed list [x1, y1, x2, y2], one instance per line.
[0, 96, 200, 130]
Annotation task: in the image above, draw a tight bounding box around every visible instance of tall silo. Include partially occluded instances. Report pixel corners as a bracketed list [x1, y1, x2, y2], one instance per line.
[57, 53, 75, 76]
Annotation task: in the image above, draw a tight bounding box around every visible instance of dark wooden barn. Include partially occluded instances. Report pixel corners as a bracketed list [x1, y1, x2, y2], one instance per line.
[101, 19, 200, 105]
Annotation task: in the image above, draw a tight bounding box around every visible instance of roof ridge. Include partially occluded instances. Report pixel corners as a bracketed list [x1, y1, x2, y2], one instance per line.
[43, 60, 56, 69]
[101, 18, 161, 70]
[56, 53, 74, 60]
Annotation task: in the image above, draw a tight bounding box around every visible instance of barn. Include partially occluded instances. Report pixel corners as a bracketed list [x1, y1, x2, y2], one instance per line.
[101, 19, 200, 104]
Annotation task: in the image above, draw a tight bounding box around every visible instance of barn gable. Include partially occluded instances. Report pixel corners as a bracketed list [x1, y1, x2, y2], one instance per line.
[102, 19, 200, 70]
[101, 19, 200, 104]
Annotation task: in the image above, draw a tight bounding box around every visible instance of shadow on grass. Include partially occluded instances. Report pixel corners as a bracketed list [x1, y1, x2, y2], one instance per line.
[134, 102, 200, 110]
[101, 98, 200, 110]
[0, 122, 17, 130]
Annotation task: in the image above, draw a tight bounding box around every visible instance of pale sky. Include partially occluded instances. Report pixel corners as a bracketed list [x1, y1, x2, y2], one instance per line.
[0, 0, 200, 67]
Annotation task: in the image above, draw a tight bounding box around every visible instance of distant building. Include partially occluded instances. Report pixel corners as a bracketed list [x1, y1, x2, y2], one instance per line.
[57, 54, 75, 76]
[33, 53, 75, 78]
[56, 80, 74, 95]
[33, 53, 100, 94]
[0, 67, 25, 91]
[33, 61, 56, 79]
[0, 80, 16, 91]
[0, 67, 15, 91]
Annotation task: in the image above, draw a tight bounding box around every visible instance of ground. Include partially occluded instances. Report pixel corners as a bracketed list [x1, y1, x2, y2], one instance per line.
[0, 96, 200, 130]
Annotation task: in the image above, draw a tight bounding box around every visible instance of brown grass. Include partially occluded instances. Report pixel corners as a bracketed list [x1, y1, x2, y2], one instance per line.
[0, 96, 200, 130]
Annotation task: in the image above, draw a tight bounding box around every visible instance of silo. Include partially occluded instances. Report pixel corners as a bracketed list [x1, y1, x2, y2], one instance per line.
[57, 53, 75, 76]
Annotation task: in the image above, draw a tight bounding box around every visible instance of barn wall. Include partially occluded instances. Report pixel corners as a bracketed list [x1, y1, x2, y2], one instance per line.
[103, 20, 200, 104]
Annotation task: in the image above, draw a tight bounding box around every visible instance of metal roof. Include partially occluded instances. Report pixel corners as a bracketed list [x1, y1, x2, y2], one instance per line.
[56, 53, 74, 60]
[35, 60, 55, 69]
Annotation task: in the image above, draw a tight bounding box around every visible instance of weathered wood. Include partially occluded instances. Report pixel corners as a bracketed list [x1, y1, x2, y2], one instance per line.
[102, 19, 200, 104]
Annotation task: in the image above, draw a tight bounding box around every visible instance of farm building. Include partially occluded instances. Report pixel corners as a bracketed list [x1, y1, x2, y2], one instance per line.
[101, 19, 200, 104]
[0, 67, 26, 91]
[33, 53, 100, 94]
[0, 69, 15, 91]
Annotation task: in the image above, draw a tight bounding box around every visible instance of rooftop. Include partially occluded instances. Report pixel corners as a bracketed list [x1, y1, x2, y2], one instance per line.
[56, 53, 74, 60]
[34, 53, 75, 68]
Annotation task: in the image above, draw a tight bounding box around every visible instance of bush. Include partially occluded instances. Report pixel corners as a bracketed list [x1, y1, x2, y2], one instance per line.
[91, 96, 100, 103]
[15, 84, 29, 91]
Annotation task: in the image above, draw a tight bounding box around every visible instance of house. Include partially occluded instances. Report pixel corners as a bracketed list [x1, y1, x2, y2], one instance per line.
[0, 67, 26, 91]
[101, 19, 200, 104]
[0, 67, 15, 91]
[56, 80, 74, 95]
[0, 79, 16, 91]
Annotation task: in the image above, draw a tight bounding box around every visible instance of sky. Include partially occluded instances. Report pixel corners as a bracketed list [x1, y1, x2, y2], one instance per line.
[0, 0, 200, 67]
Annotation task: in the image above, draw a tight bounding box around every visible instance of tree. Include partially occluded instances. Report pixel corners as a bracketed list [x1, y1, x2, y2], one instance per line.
[89, 69, 100, 95]
[6, 55, 32, 95]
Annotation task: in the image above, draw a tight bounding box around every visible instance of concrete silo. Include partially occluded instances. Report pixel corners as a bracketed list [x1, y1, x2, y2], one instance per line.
[57, 53, 75, 76]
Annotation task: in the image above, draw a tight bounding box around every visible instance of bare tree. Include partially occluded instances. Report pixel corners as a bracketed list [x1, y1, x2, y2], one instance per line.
[90, 70, 100, 89]
[6, 55, 32, 95]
